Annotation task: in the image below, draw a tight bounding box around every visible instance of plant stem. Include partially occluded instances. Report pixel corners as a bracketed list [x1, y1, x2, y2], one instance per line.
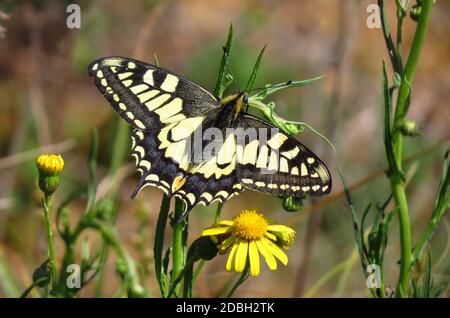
[304, 249, 358, 298]
[391, 178, 411, 297]
[226, 269, 249, 298]
[215, 202, 223, 222]
[171, 198, 185, 296]
[393, 0, 433, 124]
[390, 0, 433, 297]
[395, 0, 408, 73]
[88, 222, 145, 297]
[43, 194, 57, 293]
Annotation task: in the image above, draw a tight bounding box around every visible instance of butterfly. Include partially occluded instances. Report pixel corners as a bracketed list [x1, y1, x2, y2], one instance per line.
[88, 56, 332, 215]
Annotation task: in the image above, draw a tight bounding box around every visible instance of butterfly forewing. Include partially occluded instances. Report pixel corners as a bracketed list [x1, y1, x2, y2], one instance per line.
[87, 56, 219, 132]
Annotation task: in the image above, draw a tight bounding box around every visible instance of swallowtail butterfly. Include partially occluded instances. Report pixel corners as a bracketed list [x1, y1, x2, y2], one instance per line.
[88, 57, 331, 214]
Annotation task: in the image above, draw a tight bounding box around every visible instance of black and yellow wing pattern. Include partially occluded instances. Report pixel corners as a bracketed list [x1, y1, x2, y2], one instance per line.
[88, 56, 331, 213]
[234, 115, 331, 196]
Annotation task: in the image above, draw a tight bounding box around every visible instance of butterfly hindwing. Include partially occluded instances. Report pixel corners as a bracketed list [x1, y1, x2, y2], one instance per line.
[173, 124, 243, 210]
[234, 114, 332, 197]
[87, 56, 219, 132]
[131, 126, 243, 212]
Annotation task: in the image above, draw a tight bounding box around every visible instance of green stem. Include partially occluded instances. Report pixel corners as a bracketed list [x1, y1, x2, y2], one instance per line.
[58, 241, 75, 296]
[305, 250, 358, 298]
[215, 202, 223, 222]
[226, 269, 249, 298]
[393, 0, 433, 123]
[392, 177, 411, 297]
[89, 222, 145, 297]
[412, 219, 436, 263]
[390, 0, 433, 297]
[20, 277, 49, 298]
[43, 194, 57, 293]
[171, 198, 185, 296]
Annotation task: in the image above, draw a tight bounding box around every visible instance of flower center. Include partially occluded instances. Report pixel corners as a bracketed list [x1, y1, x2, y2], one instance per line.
[232, 210, 268, 241]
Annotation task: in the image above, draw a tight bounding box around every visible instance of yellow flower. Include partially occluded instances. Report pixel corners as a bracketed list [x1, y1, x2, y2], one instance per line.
[202, 210, 296, 276]
[36, 154, 64, 175]
[36, 154, 64, 195]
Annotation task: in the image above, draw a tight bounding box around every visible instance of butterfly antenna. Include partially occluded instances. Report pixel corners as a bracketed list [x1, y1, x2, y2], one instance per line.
[223, 47, 241, 93]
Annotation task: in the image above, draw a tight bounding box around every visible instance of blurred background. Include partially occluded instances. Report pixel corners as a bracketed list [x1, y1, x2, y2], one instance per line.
[0, 0, 449, 297]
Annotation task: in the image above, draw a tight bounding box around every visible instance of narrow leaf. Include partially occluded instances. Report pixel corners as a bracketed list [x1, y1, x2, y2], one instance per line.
[382, 61, 401, 178]
[214, 23, 233, 97]
[339, 167, 368, 269]
[154, 194, 170, 297]
[245, 44, 266, 92]
[86, 130, 98, 217]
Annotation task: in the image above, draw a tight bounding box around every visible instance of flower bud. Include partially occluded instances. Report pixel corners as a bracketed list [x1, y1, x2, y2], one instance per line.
[410, 4, 422, 22]
[32, 260, 51, 288]
[282, 196, 303, 212]
[397, 118, 421, 137]
[96, 199, 115, 221]
[36, 154, 64, 195]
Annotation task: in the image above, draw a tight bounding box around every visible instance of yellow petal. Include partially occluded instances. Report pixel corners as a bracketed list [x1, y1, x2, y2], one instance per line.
[235, 240, 249, 272]
[262, 237, 288, 265]
[256, 240, 277, 270]
[267, 224, 295, 234]
[226, 243, 239, 272]
[219, 236, 236, 253]
[202, 226, 232, 236]
[264, 231, 277, 241]
[217, 220, 234, 226]
[249, 241, 260, 276]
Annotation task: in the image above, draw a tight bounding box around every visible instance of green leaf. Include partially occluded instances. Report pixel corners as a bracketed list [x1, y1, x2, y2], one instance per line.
[245, 44, 266, 92]
[433, 149, 449, 218]
[163, 246, 172, 276]
[153, 52, 160, 67]
[412, 149, 450, 263]
[154, 194, 170, 297]
[182, 236, 219, 297]
[86, 130, 98, 218]
[410, 252, 445, 298]
[360, 203, 372, 260]
[166, 236, 218, 298]
[339, 168, 368, 269]
[381, 61, 402, 179]
[214, 23, 233, 97]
